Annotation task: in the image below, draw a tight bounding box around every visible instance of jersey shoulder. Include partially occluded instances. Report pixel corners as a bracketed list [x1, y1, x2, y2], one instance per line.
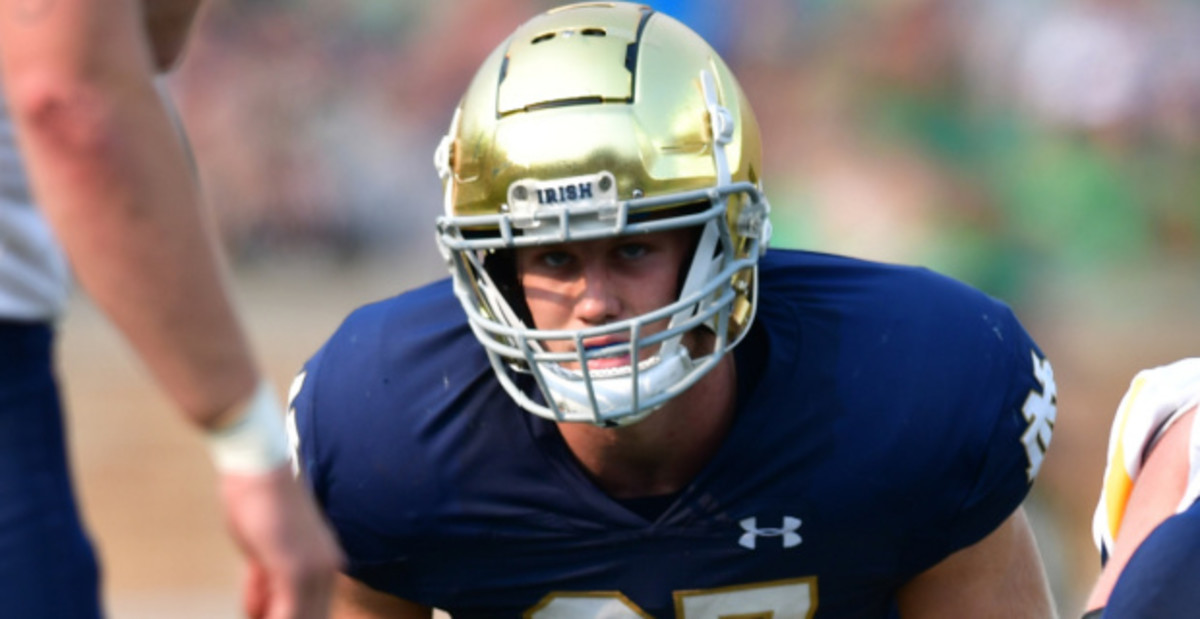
[751, 250, 1056, 564]
[302, 277, 486, 396]
[288, 278, 557, 585]
[758, 250, 1050, 403]
[289, 277, 495, 501]
[760, 249, 1016, 334]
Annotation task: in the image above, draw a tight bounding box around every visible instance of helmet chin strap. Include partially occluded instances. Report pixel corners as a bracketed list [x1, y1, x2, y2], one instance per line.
[661, 217, 722, 360]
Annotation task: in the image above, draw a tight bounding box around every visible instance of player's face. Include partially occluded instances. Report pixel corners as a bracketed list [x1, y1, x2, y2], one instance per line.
[516, 228, 695, 370]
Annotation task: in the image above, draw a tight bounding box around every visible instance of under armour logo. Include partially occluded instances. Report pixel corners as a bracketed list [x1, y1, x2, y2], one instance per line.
[738, 516, 802, 549]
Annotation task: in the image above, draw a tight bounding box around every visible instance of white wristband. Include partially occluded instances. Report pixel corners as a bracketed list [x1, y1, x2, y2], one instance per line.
[206, 380, 290, 474]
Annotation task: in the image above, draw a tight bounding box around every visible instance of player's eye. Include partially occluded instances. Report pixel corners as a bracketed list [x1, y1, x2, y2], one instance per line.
[539, 250, 573, 269]
[615, 243, 648, 261]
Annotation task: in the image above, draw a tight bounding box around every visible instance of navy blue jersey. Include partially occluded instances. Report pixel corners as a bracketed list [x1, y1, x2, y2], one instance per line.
[291, 249, 1055, 617]
[1103, 497, 1200, 618]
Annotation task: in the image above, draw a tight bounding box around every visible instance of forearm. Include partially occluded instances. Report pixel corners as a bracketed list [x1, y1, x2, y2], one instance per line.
[897, 508, 1056, 618]
[332, 574, 433, 619]
[33, 89, 257, 427]
[1085, 407, 1195, 611]
[0, 0, 258, 427]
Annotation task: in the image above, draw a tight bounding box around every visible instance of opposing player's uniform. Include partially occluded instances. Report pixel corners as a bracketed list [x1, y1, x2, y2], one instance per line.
[291, 249, 1056, 617]
[1092, 358, 1200, 562]
[1091, 358, 1200, 618]
[0, 90, 102, 617]
[1104, 497, 1200, 618]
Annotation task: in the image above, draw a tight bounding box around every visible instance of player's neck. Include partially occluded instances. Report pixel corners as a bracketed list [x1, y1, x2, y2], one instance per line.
[557, 355, 738, 499]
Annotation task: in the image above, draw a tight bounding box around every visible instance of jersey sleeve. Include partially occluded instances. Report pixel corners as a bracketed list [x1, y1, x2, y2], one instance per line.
[901, 299, 1058, 572]
[279, 282, 500, 605]
[286, 346, 327, 502]
[1091, 358, 1200, 562]
[968, 309, 1053, 529]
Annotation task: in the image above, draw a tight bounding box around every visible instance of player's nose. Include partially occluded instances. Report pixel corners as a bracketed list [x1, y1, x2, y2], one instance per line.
[574, 260, 620, 324]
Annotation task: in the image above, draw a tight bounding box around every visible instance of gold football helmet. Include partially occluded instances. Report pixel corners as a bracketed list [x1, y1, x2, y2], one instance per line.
[435, 2, 770, 426]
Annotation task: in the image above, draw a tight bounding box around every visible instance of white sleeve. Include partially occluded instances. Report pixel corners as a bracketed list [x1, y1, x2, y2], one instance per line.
[1092, 358, 1200, 558]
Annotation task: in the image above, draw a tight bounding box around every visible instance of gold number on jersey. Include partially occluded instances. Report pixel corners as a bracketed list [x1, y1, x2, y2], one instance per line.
[524, 577, 817, 618]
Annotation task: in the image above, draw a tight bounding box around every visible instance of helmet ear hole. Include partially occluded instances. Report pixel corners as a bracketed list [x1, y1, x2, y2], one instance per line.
[483, 250, 535, 328]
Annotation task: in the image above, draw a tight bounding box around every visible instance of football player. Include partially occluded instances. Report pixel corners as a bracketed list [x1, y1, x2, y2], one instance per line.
[1085, 358, 1200, 618]
[290, 3, 1058, 616]
[0, 0, 341, 617]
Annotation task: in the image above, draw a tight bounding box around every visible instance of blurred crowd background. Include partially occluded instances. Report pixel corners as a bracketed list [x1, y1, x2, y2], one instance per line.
[70, 0, 1200, 616]
[170, 0, 1200, 301]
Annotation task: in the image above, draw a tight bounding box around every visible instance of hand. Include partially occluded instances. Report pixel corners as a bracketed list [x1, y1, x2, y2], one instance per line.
[220, 465, 344, 619]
